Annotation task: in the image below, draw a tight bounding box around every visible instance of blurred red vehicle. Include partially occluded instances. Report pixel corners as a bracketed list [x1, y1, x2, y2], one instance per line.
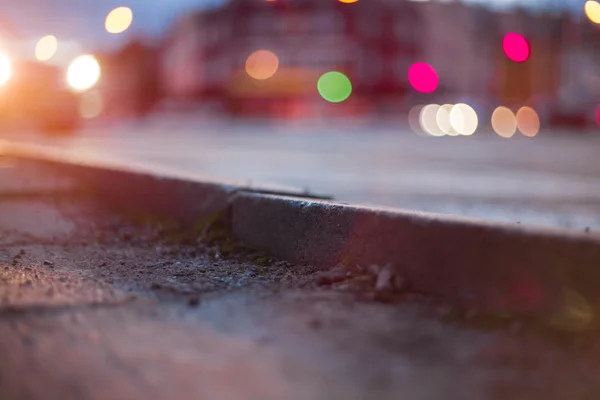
[0, 53, 101, 135]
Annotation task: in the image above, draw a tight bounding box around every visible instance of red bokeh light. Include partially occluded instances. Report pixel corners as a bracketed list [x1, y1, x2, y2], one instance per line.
[503, 33, 530, 63]
[408, 62, 438, 93]
[595, 105, 600, 127]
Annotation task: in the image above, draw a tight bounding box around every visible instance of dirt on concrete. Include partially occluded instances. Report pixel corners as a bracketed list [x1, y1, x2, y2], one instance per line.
[1, 196, 600, 399]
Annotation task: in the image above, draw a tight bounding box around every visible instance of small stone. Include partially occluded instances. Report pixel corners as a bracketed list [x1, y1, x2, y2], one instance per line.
[150, 283, 161, 290]
[43, 260, 54, 266]
[331, 282, 351, 291]
[315, 271, 347, 286]
[375, 266, 394, 292]
[19, 249, 25, 256]
[187, 296, 200, 307]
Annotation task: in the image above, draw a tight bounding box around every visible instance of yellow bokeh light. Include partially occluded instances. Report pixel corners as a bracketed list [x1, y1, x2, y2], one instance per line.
[35, 35, 57, 62]
[449, 103, 478, 136]
[79, 91, 104, 119]
[420, 104, 444, 137]
[585, 1, 600, 24]
[0, 52, 11, 85]
[339, 0, 359, 3]
[245, 50, 279, 80]
[67, 55, 101, 92]
[491, 106, 517, 138]
[105, 7, 133, 34]
[516, 106, 540, 138]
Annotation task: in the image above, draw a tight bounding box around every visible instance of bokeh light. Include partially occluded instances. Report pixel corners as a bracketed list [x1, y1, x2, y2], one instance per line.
[408, 62, 438, 93]
[338, 0, 359, 3]
[516, 106, 540, 137]
[105, 7, 133, 34]
[595, 105, 600, 128]
[245, 50, 279, 80]
[0, 52, 11, 85]
[79, 91, 104, 119]
[420, 104, 444, 137]
[585, 1, 600, 24]
[503, 33, 530, 63]
[317, 71, 352, 103]
[450, 103, 478, 136]
[491, 106, 517, 138]
[436, 104, 455, 135]
[35, 35, 57, 62]
[408, 105, 423, 135]
[67, 55, 101, 91]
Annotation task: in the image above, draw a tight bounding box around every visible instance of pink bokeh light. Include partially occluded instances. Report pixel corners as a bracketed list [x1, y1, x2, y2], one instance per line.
[503, 33, 530, 63]
[408, 62, 438, 93]
[595, 104, 600, 127]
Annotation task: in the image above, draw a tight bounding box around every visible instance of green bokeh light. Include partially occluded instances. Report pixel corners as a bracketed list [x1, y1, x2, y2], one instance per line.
[317, 71, 352, 103]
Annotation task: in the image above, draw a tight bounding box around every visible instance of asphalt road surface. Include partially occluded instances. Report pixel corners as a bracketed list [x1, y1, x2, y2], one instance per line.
[5, 114, 600, 231]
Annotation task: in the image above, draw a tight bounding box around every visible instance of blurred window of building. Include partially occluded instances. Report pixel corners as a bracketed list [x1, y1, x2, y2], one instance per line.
[395, 56, 412, 82]
[394, 20, 416, 44]
[250, 12, 273, 35]
[357, 50, 381, 79]
[287, 14, 308, 35]
[313, 12, 344, 34]
[357, 10, 382, 38]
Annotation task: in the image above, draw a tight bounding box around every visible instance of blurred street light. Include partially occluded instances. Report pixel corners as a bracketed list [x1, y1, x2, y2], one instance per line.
[503, 33, 530, 63]
[450, 104, 478, 136]
[516, 106, 540, 137]
[245, 50, 279, 80]
[492, 106, 517, 138]
[585, 1, 600, 24]
[35, 35, 58, 62]
[436, 104, 454, 135]
[408, 62, 438, 93]
[67, 55, 101, 91]
[105, 7, 133, 34]
[420, 104, 444, 137]
[317, 71, 352, 103]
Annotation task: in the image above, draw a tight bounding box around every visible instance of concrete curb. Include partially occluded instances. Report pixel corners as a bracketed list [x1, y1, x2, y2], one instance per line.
[4, 142, 600, 326]
[231, 193, 600, 324]
[0, 141, 329, 226]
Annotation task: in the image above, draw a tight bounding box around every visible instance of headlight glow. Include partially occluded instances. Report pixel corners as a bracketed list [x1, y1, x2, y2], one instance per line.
[66, 54, 100, 91]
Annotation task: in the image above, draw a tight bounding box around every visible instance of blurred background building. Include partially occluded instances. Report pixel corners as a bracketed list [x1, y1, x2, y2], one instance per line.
[91, 0, 600, 128]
